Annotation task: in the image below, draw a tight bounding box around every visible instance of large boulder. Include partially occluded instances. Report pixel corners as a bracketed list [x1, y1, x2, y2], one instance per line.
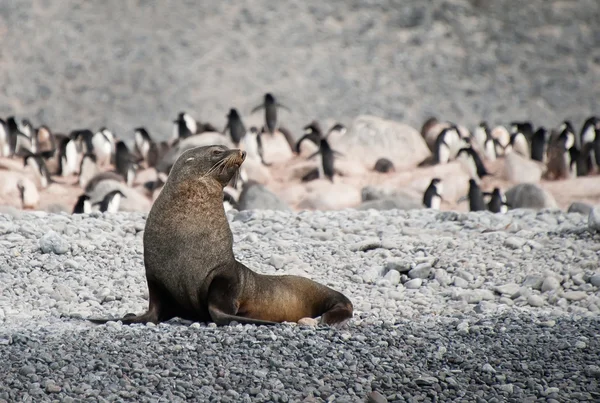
[502, 152, 544, 183]
[332, 115, 431, 170]
[87, 179, 152, 212]
[505, 183, 558, 210]
[238, 181, 291, 211]
[297, 182, 362, 210]
[261, 131, 294, 164]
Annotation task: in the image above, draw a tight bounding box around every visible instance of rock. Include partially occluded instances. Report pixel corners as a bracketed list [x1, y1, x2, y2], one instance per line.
[298, 317, 318, 327]
[434, 269, 452, 286]
[564, 291, 587, 301]
[589, 274, 600, 287]
[383, 269, 401, 285]
[504, 237, 526, 249]
[502, 152, 543, 183]
[588, 207, 600, 232]
[494, 283, 520, 297]
[568, 202, 593, 215]
[527, 295, 545, 307]
[334, 115, 431, 170]
[505, 183, 557, 210]
[404, 278, 422, 289]
[482, 363, 496, 373]
[45, 384, 61, 393]
[541, 276, 561, 293]
[238, 181, 290, 211]
[385, 259, 412, 274]
[39, 231, 70, 254]
[367, 391, 388, 403]
[408, 263, 432, 279]
[455, 269, 474, 282]
[415, 376, 439, 386]
[522, 275, 544, 290]
[453, 277, 469, 288]
[260, 131, 294, 164]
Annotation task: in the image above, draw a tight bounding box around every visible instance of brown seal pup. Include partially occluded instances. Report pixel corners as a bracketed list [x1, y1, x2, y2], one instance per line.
[89, 145, 353, 327]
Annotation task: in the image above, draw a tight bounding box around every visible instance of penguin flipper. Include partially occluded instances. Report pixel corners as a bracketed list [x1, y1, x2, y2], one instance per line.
[295, 133, 316, 154]
[276, 102, 291, 112]
[250, 104, 265, 114]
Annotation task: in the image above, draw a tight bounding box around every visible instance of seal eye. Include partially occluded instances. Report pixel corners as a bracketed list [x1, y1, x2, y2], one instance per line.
[212, 149, 223, 156]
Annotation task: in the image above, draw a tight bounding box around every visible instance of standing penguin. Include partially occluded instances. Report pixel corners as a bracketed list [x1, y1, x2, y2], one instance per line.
[71, 129, 95, 155]
[530, 127, 547, 162]
[72, 194, 92, 214]
[456, 146, 489, 180]
[115, 141, 137, 186]
[251, 93, 291, 134]
[92, 128, 115, 167]
[94, 190, 126, 213]
[423, 178, 443, 209]
[7, 116, 32, 156]
[545, 125, 578, 180]
[134, 127, 154, 166]
[295, 121, 323, 152]
[171, 112, 197, 143]
[223, 108, 246, 146]
[23, 151, 53, 189]
[485, 188, 509, 213]
[508, 131, 530, 157]
[458, 179, 486, 212]
[578, 117, 598, 175]
[58, 134, 81, 176]
[78, 153, 99, 189]
[434, 127, 461, 164]
[298, 121, 342, 182]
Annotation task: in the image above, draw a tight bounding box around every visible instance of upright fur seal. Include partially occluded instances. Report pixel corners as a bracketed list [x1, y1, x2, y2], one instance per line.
[89, 145, 353, 326]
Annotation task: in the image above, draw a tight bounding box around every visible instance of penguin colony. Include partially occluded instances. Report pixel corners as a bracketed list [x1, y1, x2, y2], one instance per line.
[0, 99, 598, 214]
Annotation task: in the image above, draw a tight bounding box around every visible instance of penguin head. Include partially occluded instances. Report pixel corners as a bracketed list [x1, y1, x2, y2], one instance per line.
[265, 93, 275, 104]
[329, 123, 347, 136]
[227, 108, 240, 119]
[303, 121, 322, 136]
[431, 177, 441, 186]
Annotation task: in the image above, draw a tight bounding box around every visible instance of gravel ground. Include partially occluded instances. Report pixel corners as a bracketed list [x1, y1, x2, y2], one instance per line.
[1, 208, 599, 402]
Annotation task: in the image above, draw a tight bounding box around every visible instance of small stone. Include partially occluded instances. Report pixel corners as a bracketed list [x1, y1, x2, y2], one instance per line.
[434, 269, 452, 286]
[498, 384, 514, 394]
[541, 276, 561, 293]
[522, 275, 544, 290]
[495, 283, 520, 297]
[269, 254, 286, 270]
[298, 317, 318, 327]
[383, 269, 400, 285]
[589, 274, 600, 287]
[527, 295, 545, 307]
[455, 269, 474, 282]
[39, 230, 70, 254]
[544, 387, 560, 395]
[46, 384, 61, 393]
[19, 365, 36, 376]
[367, 391, 388, 403]
[350, 238, 381, 252]
[408, 263, 432, 279]
[457, 321, 469, 333]
[415, 376, 438, 386]
[482, 363, 495, 373]
[539, 320, 556, 328]
[226, 389, 240, 399]
[453, 277, 469, 288]
[504, 237, 526, 249]
[404, 278, 422, 289]
[385, 259, 412, 273]
[564, 291, 587, 301]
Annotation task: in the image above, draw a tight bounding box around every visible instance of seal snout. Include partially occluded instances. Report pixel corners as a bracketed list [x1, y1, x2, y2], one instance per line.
[240, 150, 246, 161]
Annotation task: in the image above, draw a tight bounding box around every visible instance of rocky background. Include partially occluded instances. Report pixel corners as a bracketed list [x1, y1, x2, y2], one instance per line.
[1, 0, 599, 141]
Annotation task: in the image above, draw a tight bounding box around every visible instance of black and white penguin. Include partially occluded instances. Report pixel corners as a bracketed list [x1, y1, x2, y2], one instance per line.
[71, 129, 95, 155]
[223, 108, 246, 145]
[458, 179, 486, 212]
[115, 141, 137, 186]
[295, 121, 323, 153]
[91, 127, 115, 167]
[241, 127, 269, 166]
[133, 127, 154, 165]
[299, 121, 342, 182]
[374, 158, 395, 173]
[434, 127, 461, 164]
[423, 178, 443, 209]
[58, 134, 81, 176]
[510, 121, 534, 142]
[508, 131, 530, 157]
[171, 112, 197, 143]
[485, 188, 509, 214]
[473, 122, 489, 149]
[456, 146, 489, 179]
[72, 194, 92, 214]
[78, 153, 99, 189]
[578, 117, 599, 175]
[251, 93, 291, 134]
[530, 127, 547, 162]
[223, 189, 240, 212]
[491, 125, 511, 157]
[94, 190, 126, 213]
[7, 116, 32, 156]
[23, 151, 52, 189]
[0, 118, 9, 157]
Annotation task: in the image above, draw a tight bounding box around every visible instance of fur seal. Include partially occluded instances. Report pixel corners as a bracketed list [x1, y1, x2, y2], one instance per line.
[223, 108, 246, 146]
[89, 145, 353, 326]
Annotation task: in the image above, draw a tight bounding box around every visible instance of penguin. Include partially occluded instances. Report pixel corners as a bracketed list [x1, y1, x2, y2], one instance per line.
[473, 122, 490, 150]
[434, 127, 460, 164]
[456, 146, 489, 179]
[72, 194, 92, 214]
[295, 121, 323, 153]
[491, 126, 511, 157]
[530, 127, 547, 162]
[485, 188, 509, 214]
[58, 134, 81, 176]
[423, 178, 443, 209]
[251, 93, 291, 134]
[458, 179, 486, 212]
[545, 125, 578, 180]
[578, 117, 598, 175]
[71, 129, 95, 155]
[78, 153, 99, 189]
[510, 121, 534, 142]
[508, 131, 530, 157]
[7, 116, 32, 156]
[171, 112, 197, 143]
[92, 128, 115, 167]
[558, 120, 577, 148]
[133, 127, 154, 165]
[147, 140, 170, 169]
[241, 127, 269, 166]
[326, 123, 348, 145]
[0, 118, 9, 157]
[23, 151, 52, 189]
[115, 141, 137, 186]
[374, 158, 395, 173]
[16, 180, 27, 210]
[308, 137, 340, 182]
[223, 109, 246, 145]
[34, 126, 56, 156]
[223, 189, 240, 212]
[94, 190, 126, 213]
[196, 121, 220, 134]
